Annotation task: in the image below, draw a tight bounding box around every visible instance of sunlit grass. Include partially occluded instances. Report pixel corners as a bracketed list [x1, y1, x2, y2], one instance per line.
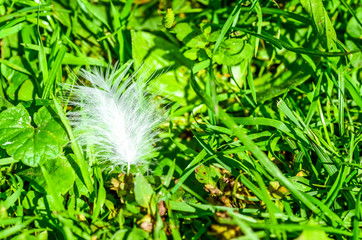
[0, 0, 361, 239]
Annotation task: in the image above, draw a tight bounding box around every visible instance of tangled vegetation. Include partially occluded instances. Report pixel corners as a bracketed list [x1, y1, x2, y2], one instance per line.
[0, 0, 361, 239]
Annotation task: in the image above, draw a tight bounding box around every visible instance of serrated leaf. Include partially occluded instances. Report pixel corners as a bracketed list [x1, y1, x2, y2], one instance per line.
[0, 105, 68, 167]
[134, 174, 155, 208]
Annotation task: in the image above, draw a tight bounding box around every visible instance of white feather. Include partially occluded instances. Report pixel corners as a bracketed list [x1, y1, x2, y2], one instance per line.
[67, 63, 164, 173]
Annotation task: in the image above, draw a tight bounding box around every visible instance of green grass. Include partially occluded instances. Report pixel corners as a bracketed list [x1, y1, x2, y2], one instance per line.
[0, 0, 361, 239]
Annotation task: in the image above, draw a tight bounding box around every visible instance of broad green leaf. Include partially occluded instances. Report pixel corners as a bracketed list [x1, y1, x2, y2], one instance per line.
[1, 56, 34, 101]
[0, 105, 68, 167]
[174, 23, 207, 48]
[300, 0, 337, 49]
[346, 8, 362, 40]
[132, 30, 196, 105]
[195, 165, 220, 186]
[1, 175, 23, 209]
[183, 48, 199, 61]
[255, 59, 315, 102]
[214, 39, 252, 66]
[346, 39, 362, 68]
[18, 156, 75, 195]
[52, 2, 71, 27]
[1, 25, 19, 59]
[17, 80, 35, 101]
[0, 4, 5, 16]
[134, 174, 155, 208]
[127, 5, 163, 32]
[78, 0, 110, 29]
[22, 191, 39, 209]
[127, 228, 149, 240]
[193, 59, 211, 72]
[40, 164, 65, 212]
[36, 194, 61, 212]
[0, 96, 12, 109]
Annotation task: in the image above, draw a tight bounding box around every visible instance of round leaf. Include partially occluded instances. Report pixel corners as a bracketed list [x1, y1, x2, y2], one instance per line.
[0, 105, 68, 166]
[214, 39, 252, 66]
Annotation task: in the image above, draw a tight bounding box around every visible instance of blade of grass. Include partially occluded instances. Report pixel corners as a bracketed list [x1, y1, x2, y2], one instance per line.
[170, 150, 207, 195]
[352, 189, 362, 240]
[42, 44, 67, 99]
[190, 72, 323, 216]
[2, 174, 23, 209]
[253, 2, 262, 56]
[228, 212, 260, 240]
[52, 96, 94, 193]
[37, 4, 48, 98]
[233, 117, 309, 145]
[40, 164, 65, 212]
[340, 0, 362, 27]
[92, 167, 106, 222]
[213, 0, 244, 54]
[0, 218, 36, 239]
[0, 59, 32, 75]
[247, 61, 256, 103]
[0, 22, 26, 39]
[250, 168, 280, 227]
[247, 222, 352, 236]
[0, 5, 52, 22]
[338, 66, 345, 136]
[0, 157, 19, 165]
[223, 25, 358, 57]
